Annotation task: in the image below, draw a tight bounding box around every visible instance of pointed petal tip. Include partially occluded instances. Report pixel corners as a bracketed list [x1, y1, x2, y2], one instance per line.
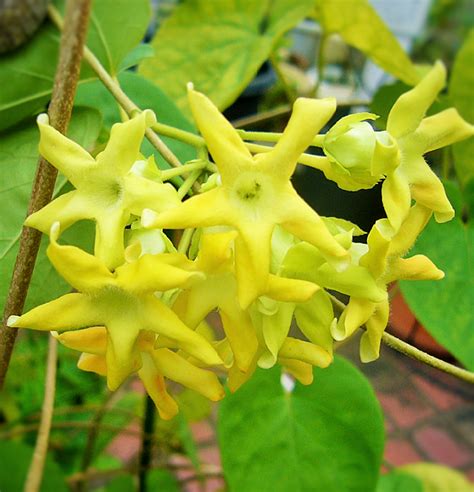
[142, 109, 156, 127]
[187, 81, 195, 92]
[7, 315, 20, 327]
[36, 113, 49, 126]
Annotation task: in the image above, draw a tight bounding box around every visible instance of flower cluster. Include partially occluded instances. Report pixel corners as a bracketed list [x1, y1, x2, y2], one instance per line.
[8, 62, 473, 418]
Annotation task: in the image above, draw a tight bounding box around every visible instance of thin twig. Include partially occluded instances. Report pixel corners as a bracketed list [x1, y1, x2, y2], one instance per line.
[138, 395, 156, 492]
[330, 294, 474, 384]
[24, 336, 58, 492]
[47, 3, 183, 171]
[0, 0, 91, 389]
[231, 105, 291, 128]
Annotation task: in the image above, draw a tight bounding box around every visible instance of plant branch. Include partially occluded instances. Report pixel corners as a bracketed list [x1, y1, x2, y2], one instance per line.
[0, 0, 91, 389]
[138, 395, 156, 492]
[48, 4, 184, 170]
[330, 295, 474, 384]
[24, 336, 58, 492]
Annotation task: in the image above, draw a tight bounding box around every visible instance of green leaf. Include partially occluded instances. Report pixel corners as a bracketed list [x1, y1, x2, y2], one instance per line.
[400, 213, 474, 370]
[400, 463, 474, 492]
[0, 0, 150, 131]
[450, 29, 474, 186]
[376, 471, 423, 492]
[139, 0, 314, 112]
[119, 44, 155, 71]
[75, 71, 198, 168]
[0, 107, 102, 313]
[0, 440, 68, 492]
[147, 469, 180, 491]
[312, 0, 420, 86]
[218, 356, 384, 492]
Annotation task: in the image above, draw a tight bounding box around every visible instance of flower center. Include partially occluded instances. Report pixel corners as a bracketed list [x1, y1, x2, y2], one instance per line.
[234, 174, 264, 202]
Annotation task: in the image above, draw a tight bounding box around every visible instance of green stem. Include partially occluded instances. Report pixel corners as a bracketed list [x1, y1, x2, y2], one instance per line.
[177, 170, 202, 200]
[160, 161, 207, 181]
[24, 336, 58, 492]
[177, 228, 195, 255]
[138, 395, 156, 492]
[153, 121, 204, 148]
[330, 295, 474, 384]
[0, 0, 91, 389]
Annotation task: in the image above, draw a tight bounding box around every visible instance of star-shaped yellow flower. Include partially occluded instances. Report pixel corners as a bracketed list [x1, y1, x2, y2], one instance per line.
[56, 327, 225, 420]
[301, 62, 474, 230]
[25, 111, 179, 269]
[8, 223, 222, 390]
[382, 61, 473, 229]
[143, 89, 349, 308]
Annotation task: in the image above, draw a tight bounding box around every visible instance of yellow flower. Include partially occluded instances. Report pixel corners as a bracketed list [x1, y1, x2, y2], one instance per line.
[25, 111, 179, 269]
[56, 327, 224, 420]
[171, 230, 319, 373]
[333, 205, 443, 361]
[8, 223, 222, 390]
[382, 61, 473, 229]
[301, 62, 474, 230]
[142, 88, 349, 308]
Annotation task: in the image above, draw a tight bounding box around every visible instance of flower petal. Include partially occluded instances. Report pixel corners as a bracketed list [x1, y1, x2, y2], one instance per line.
[265, 274, 319, 303]
[150, 348, 225, 401]
[260, 97, 336, 180]
[56, 326, 107, 355]
[123, 174, 180, 215]
[25, 191, 94, 235]
[188, 89, 253, 183]
[78, 353, 107, 376]
[388, 255, 444, 282]
[416, 108, 474, 153]
[8, 293, 100, 331]
[37, 114, 96, 188]
[280, 337, 332, 368]
[139, 353, 178, 420]
[143, 296, 222, 366]
[94, 209, 131, 269]
[387, 61, 446, 138]
[47, 222, 115, 292]
[382, 168, 411, 231]
[360, 300, 389, 362]
[279, 359, 313, 385]
[95, 110, 156, 175]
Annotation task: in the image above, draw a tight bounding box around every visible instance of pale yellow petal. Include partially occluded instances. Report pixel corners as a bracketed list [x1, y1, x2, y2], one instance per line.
[360, 300, 389, 362]
[279, 337, 332, 367]
[37, 113, 95, 188]
[150, 348, 225, 401]
[280, 359, 313, 385]
[56, 326, 107, 355]
[96, 110, 156, 175]
[188, 89, 253, 183]
[94, 209, 130, 270]
[388, 255, 444, 282]
[260, 97, 336, 179]
[78, 353, 107, 376]
[382, 169, 411, 231]
[139, 353, 178, 420]
[387, 61, 446, 138]
[47, 223, 115, 292]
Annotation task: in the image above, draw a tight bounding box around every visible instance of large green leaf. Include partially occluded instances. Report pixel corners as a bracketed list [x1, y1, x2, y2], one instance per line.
[450, 30, 474, 186]
[0, 0, 150, 131]
[218, 356, 384, 492]
[400, 214, 474, 370]
[139, 0, 314, 112]
[0, 440, 68, 492]
[0, 107, 102, 313]
[312, 0, 420, 86]
[75, 71, 197, 168]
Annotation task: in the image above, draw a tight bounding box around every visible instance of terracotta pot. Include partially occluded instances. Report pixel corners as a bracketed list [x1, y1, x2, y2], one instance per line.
[389, 286, 451, 359]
